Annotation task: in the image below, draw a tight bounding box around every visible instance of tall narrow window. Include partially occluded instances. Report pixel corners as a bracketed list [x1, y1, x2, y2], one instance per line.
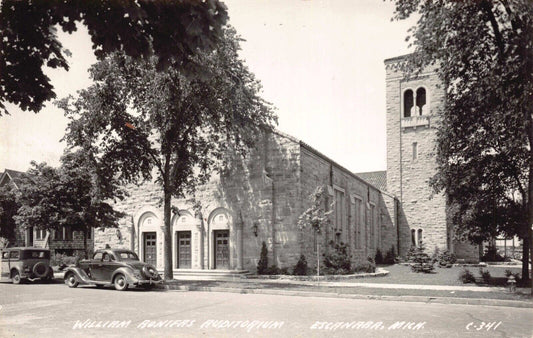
[369, 204, 375, 250]
[416, 87, 426, 115]
[412, 142, 418, 161]
[354, 198, 362, 249]
[334, 189, 345, 233]
[411, 229, 416, 247]
[403, 90, 414, 117]
[417, 229, 423, 247]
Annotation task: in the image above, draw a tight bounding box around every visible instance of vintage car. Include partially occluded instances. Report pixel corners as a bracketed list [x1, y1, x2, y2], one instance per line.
[64, 248, 162, 291]
[0, 247, 54, 284]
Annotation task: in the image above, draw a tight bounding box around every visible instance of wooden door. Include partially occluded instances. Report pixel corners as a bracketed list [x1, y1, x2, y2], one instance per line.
[176, 231, 191, 269]
[214, 230, 229, 269]
[143, 232, 157, 266]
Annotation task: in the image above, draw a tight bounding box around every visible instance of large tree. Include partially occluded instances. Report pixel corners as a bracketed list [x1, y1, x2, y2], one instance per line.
[391, 0, 533, 290]
[0, 184, 18, 246]
[58, 27, 277, 279]
[15, 150, 125, 256]
[0, 0, 228, 115]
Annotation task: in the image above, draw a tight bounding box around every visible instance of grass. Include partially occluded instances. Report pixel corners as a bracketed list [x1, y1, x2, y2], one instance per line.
[347, 264, 525, 286]
[168, 279, 533, 302]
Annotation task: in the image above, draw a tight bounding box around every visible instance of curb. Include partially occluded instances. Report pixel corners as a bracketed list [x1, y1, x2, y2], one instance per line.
[159, 284, 533, 309]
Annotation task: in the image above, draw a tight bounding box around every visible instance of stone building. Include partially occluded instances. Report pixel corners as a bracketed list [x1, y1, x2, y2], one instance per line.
[383, 55, 478, 261]
[94, 53, 481, 272]
[95, 132, 401, 272]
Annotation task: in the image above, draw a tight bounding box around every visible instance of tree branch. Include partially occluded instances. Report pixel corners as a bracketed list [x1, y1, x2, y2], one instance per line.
[480, 0, 506, 56]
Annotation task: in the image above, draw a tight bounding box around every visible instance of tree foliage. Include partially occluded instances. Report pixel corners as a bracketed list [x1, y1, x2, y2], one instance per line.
[297, 186, 333, 235]
[14, 150, 125, 255]
[58, 27, 277, 279]
[391, 0, 533, 287]
[0, 184, 18, 244]
[0, 0, 228, 115]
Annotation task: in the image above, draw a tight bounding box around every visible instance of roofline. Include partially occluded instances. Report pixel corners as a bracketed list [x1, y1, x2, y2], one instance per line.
[270, 129, 396, 198]
[384, 53, 413, 64]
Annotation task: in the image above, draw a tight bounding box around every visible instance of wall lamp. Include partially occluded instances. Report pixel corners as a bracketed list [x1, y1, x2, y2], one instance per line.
[252, 222, 259, 237]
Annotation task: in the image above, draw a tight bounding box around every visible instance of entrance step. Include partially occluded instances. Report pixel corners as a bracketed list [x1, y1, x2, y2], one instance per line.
[171, 269, 251, 281]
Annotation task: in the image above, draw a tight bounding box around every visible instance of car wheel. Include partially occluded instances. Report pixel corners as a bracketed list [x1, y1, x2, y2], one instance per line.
[65, 273, 79, 288]
[113, 274, 128, 291]
[11, 270, 21, 284]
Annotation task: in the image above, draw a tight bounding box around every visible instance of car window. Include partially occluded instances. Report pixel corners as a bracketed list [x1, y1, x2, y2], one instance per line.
[1, 251, 9, 259]
[108, 253, 116, 261]
[93, 252, 103, 261]
[9, 251, 19, 259]
[22, 250, 50, 259]
[102, 253, 110, 262]
[117, 252, 139, 261]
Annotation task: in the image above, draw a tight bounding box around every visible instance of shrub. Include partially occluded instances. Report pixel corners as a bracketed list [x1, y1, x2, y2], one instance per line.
[293, 254, 308, 276]
[383, 246, 397, 265]
[479, 268, 491, 284]
[406, 246, 417, 262]
[257, 242, 268, 274]
[408, 243, 434, 273]
[481, 246, 505, 262]
[265, 265, 280, 275]
[459, 268, 476, 283]
[353, 257, 376, 273]
[51, 252, 84, 269]
[279, 267, 289, 275]
[323, 241, 351, 273]
[375, 249, 384, 265]
[437, 250, 457, 267]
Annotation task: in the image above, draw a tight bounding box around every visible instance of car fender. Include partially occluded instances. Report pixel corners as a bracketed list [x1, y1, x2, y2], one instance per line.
[64, 266, 92, 285]
[10, 266, 22, 278]
[111, 267, 138, 284]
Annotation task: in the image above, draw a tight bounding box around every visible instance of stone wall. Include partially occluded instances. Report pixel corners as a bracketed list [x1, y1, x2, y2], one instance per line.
[299, 144, 398, 268]
[385, 56, 478, 260]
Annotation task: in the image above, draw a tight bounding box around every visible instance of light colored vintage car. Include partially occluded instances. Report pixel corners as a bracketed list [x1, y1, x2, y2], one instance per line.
[0, 247, 54, 284]
[64, 248, 162, 291]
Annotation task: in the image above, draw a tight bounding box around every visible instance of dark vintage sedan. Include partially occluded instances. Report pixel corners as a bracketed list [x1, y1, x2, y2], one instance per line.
[64, 249, 162, 291]
[0, 247, 54, 284]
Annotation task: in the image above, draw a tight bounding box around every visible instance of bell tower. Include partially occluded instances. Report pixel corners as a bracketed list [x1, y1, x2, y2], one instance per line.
[384, 55, 449, 257]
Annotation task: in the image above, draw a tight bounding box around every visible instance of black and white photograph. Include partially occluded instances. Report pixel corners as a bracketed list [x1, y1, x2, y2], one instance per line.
[1, 0, 532, 337]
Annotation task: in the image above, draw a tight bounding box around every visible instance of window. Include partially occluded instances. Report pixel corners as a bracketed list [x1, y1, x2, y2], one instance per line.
[93, 252, 103, 260]
[2, 251, 9, 259]
[9, 251, 19, 259]
[369, 204, 375, 249]
[54, 227, 73, 241]
[334, 188, 345, 233]
[403, 90, 414, 117]
[417, 229, 423, 247]
[416, 87, 426, 115]
[411, 229, 416, 247]
[412, 142, 418, 161]
[35, 229, 46, 240]
[354, 197, 363, 249]
[403, 87, 429, 117]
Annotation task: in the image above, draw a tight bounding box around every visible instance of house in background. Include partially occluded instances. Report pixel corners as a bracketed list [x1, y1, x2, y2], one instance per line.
[0, 169, 94, 257]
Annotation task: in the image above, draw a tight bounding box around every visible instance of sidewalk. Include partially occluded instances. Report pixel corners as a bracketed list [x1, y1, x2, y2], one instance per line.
[53, 270, 533, 308]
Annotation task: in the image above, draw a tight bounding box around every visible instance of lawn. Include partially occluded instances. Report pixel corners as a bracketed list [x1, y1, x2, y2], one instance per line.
[352, 264, 524, 286]
[169, 279, 533, 302]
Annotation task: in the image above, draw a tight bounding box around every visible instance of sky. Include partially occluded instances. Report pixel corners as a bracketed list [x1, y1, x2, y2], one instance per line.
[0, 0, 416, 174]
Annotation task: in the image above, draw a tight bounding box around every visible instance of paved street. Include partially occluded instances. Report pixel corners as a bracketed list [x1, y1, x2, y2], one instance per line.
[1, 281, 532, 337]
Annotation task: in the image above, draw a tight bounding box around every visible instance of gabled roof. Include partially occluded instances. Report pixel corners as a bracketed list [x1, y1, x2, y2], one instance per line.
[355, 171, 387, 191]
[0, 169, 27, 189]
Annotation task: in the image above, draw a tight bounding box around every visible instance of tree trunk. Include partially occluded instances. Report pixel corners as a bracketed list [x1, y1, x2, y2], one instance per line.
[84, 228, 88, 259]
[522, 110, 533, 295]
[163, 188, 173, 280]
